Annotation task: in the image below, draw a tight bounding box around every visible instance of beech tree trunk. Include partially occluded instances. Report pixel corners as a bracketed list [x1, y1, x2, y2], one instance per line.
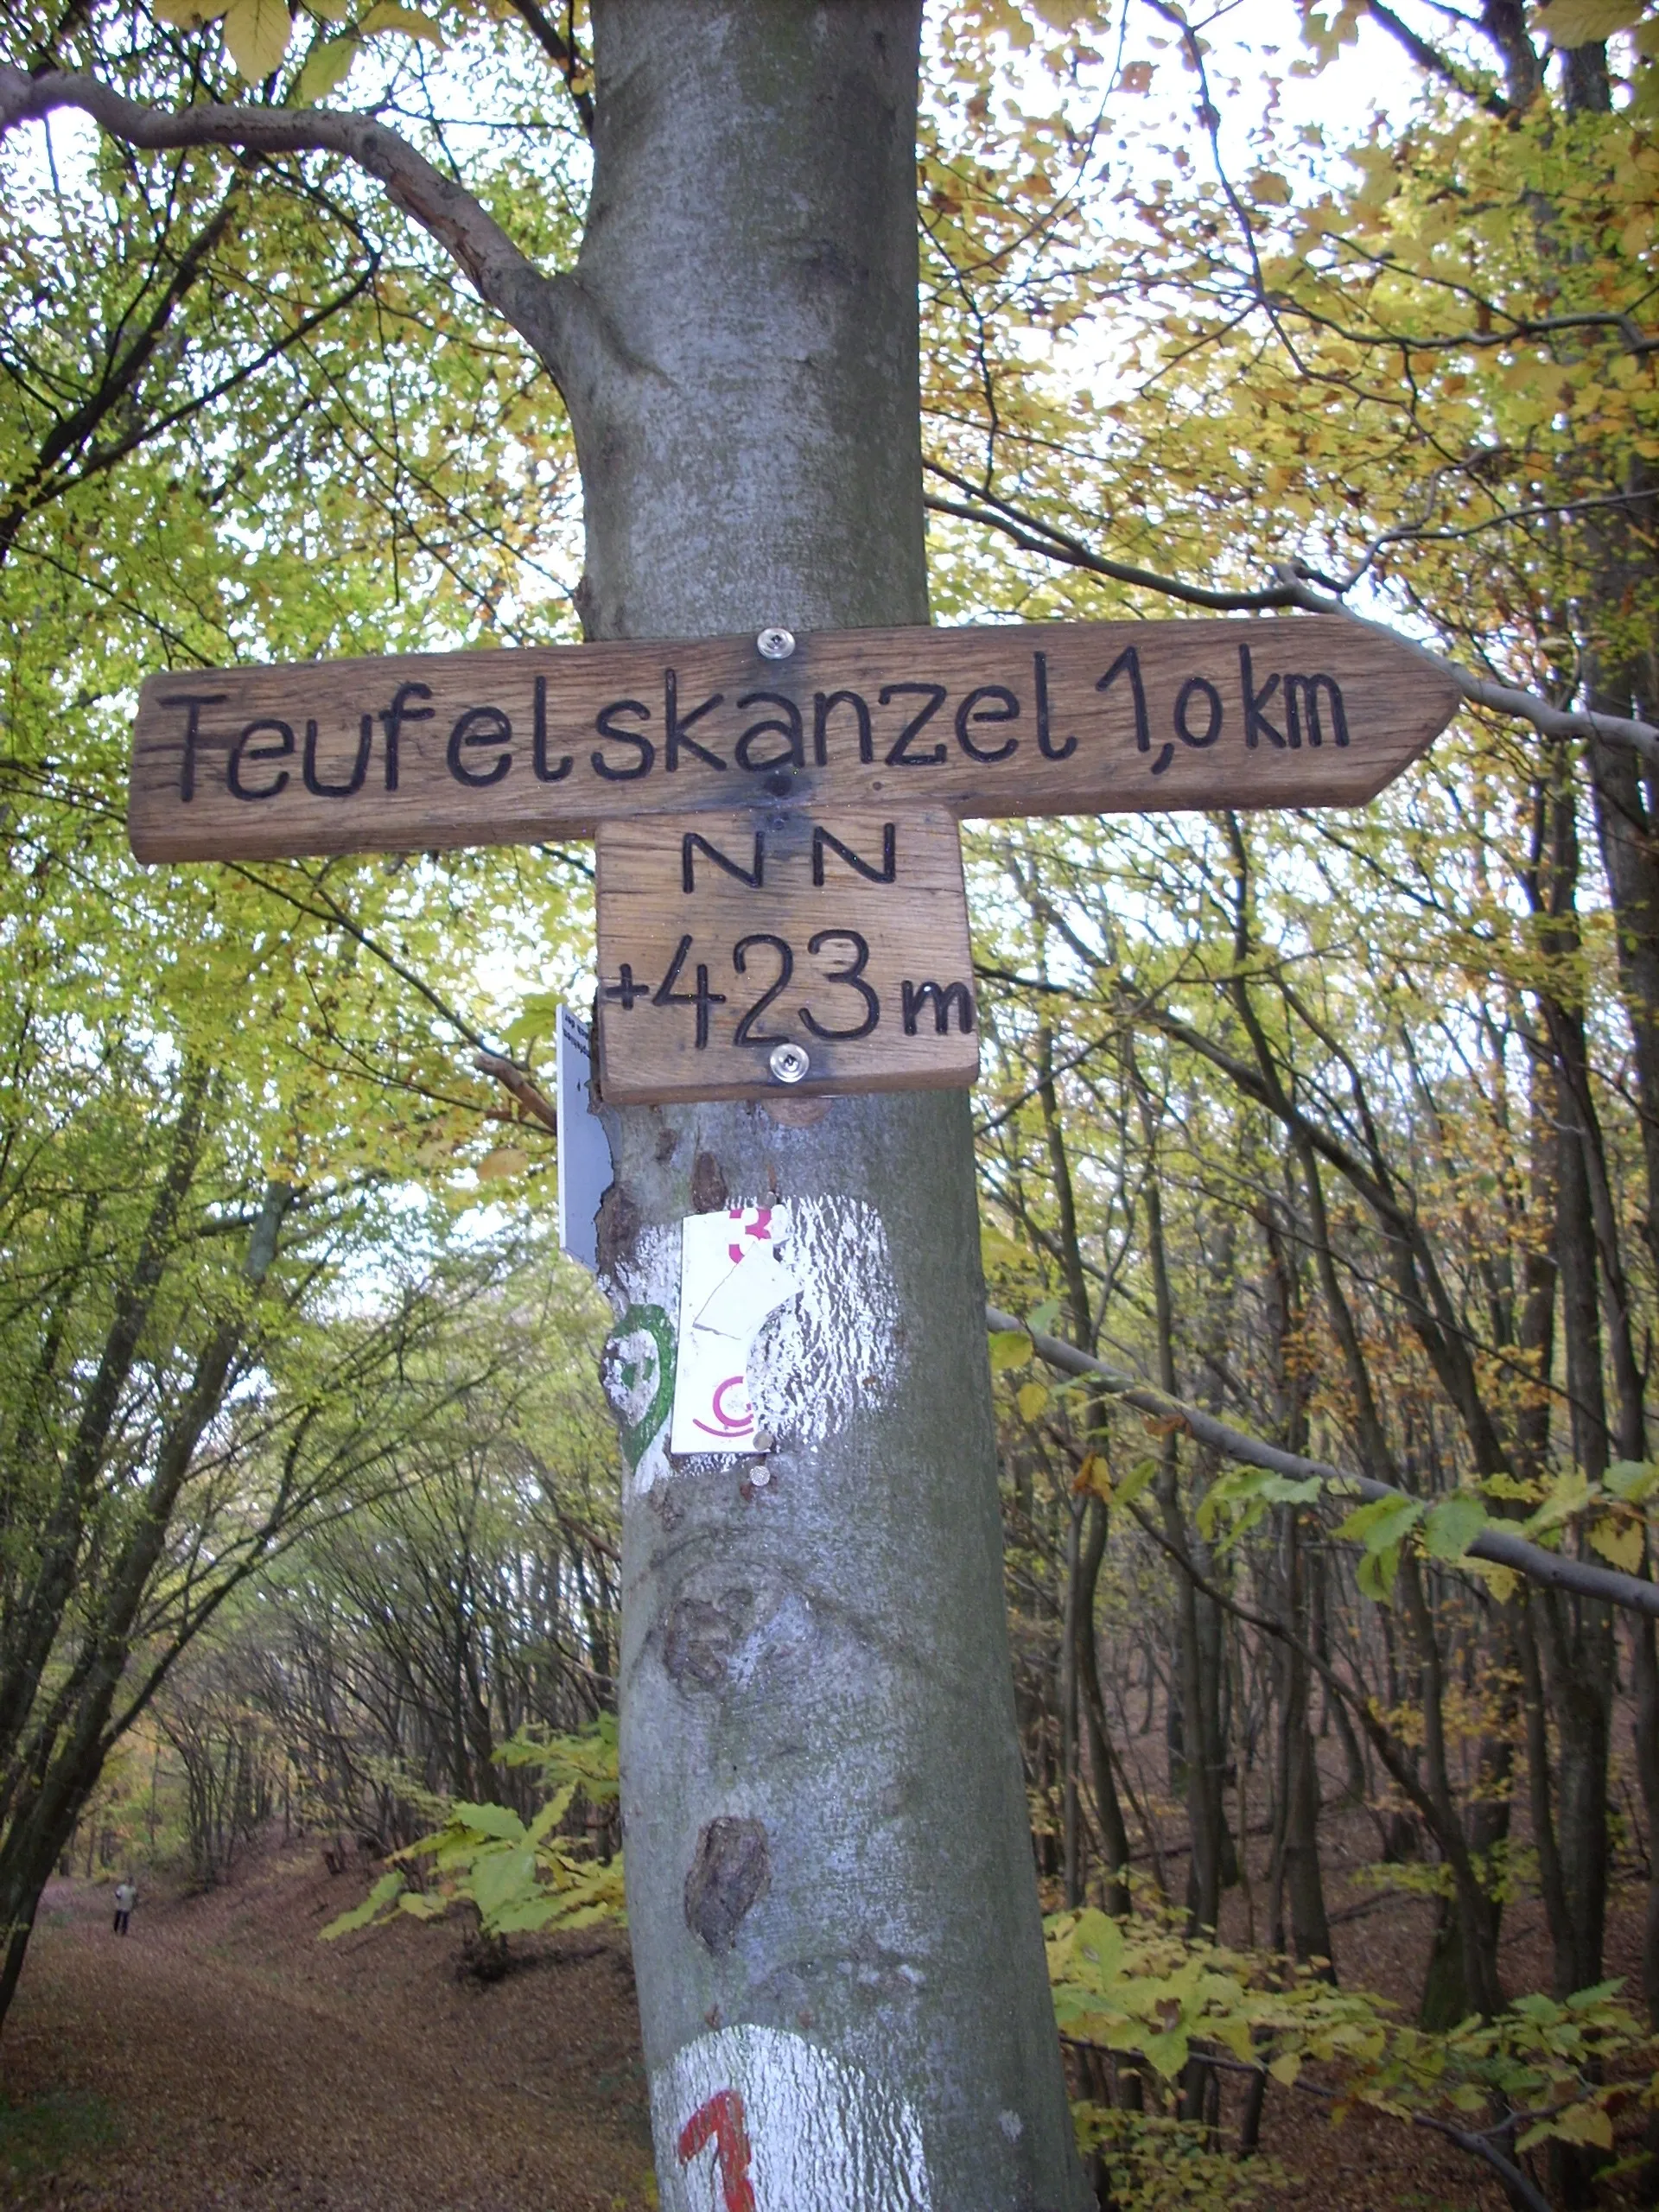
[569, 9, 1086, 2206]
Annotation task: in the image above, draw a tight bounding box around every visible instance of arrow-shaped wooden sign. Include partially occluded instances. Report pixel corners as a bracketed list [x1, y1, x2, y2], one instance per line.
[128, 616, 1458, 863]
[127, 616, 1459, 1104]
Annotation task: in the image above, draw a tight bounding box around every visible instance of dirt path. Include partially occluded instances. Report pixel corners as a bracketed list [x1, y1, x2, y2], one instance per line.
[0, 1853, 655, 2210]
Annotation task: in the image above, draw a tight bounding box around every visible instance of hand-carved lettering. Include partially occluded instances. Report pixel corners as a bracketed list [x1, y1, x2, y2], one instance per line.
[1173, 675, 1223, 753]
[1096, 645, 1148, 766]
[880, 682, 947, 766]
[1037, 650, 1078, 760]
[902, 979, 976, 1035]
[379, 682, 433, 792]
[303, 715, 372, 798]
[592, 698, 655, 780]
[603, 964, 650, 1009]
[228, 717, 294, 802]
[654, 932, 726, 1047]
[532, 674, 572, 783]
[447, 705, 512, 788]
[734, 690, 804, 772]
[1240, 645, 1286, 749]
[665, 670, 727, 772]
[1283, 672, 1349, 749]
[683, 832, 763, 893]
[955, 683, 1020, 764]
[802, 929, 880, 1039]
[813, 687, 874, 766]
[732, 934, 793, 1046]
[159, 693, 228, 802]
[812, 823, 896, 885]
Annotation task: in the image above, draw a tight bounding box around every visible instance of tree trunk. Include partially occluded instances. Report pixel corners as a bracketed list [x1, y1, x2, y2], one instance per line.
[575, 10, 1084, 2205]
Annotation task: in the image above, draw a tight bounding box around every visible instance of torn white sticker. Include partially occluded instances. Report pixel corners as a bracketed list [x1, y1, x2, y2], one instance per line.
[652, 2023, 931, 2212]
[603, 1198, 904, 1499]
[670, 1206, 800, 1456]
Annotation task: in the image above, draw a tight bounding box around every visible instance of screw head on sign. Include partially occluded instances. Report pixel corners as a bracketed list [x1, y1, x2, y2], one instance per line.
[750, 1464, 772, 1487]
[768, 1041, 810, 1085]
[755, 626, 796, 660]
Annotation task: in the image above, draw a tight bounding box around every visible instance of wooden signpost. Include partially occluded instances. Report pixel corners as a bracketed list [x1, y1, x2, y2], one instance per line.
[127, 616, 1459, 1103]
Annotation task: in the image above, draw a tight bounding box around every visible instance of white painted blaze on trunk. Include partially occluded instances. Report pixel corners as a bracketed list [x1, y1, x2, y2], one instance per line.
[602, 1195, 901, 1497]
[652, 2023, 932, 2212]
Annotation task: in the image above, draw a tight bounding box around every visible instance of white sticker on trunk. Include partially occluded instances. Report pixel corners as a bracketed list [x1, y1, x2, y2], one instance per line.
[602, 1196, 901, 1497]
[670, 1206, 801, 1455]
[652, 2023, 931, 2212]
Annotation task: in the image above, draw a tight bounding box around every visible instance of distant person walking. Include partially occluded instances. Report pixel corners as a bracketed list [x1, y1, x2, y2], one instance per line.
[112, 1879, 136, 1936]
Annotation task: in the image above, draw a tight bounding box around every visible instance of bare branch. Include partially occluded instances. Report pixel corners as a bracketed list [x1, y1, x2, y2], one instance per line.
[473, 1051, 557, 1135]
[0, 68, 599, 393]
[927, 467, 1659, 777]
[988, 1305, 1659, 1619]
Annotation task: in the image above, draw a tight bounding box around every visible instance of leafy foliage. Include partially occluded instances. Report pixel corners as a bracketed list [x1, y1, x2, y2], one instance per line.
[321, 1719, 624, 1942]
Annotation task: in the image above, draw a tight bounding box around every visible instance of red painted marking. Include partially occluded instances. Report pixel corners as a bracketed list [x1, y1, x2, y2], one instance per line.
[677, 2088, 757, 2212]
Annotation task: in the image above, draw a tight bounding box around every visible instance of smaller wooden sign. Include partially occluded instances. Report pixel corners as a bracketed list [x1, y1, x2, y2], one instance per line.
[594, 809, 978, 1103]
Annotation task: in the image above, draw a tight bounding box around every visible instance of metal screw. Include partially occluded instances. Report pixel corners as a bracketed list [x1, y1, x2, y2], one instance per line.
[750, 1463, 772, 1487]
[756, 626, 796, 660]
[768, 1041, 810, 1084]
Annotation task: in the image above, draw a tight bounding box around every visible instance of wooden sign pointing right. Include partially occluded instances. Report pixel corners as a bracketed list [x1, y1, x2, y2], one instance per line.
[127, 615, 1459, 864]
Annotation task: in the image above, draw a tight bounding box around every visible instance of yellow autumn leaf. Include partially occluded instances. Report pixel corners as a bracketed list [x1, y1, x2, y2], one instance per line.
[1249, 169, 1294, 206]
[1536, 0, 1644, 42]
[1017, 1380, 1050, 1423]
[1269, 2051, 1302, 2087]
[295, 34, 355, 99]
[988, 1329, 1033, 1374]
[222, 0, 292, 76]
[1553, 2100, 1615, 2149]
[1590, 1512, 1643, 1573]
[476, 1146, 530, 1181]
[154, 0, 224, 22]
[359, 2, 444, 42]
[1072, 1451, 1111, 1503]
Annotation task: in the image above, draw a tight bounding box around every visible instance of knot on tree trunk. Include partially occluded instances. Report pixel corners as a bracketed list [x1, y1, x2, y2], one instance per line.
[683, 1816, 771, 1955]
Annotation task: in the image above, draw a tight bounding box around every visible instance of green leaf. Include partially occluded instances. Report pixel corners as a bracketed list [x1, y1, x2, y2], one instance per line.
[1424, 1493, 1489, 1561]
[222, 0, 293, 76]
[988, 1329, 1032, 1374]
[1535, 0, 1644, 44]
[1605, 1459, 1659, 1503]
[526, 1779, 578, 1843]
[295, 33, 355, 99]
[1114, 1457, 1158, 1510]
[1335, 1493, 1424, 1554]
[358, 1, 443, 41]
[449, 1801, 527, 1841]
[319, 1868, 404, 1939]
[470, 1844, 538, 1929]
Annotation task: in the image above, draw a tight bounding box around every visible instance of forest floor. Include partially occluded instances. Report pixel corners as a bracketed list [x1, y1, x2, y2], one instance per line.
[0, 1847, 656, 2210]
[0, 1811, 1649, 2209]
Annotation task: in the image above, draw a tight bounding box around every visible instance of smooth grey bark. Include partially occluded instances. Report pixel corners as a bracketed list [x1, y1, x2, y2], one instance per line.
[569, 8, 1086, 2206]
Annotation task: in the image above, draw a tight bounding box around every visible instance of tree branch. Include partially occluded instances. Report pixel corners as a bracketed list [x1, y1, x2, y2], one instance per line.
[927, 466, 1659, 778]
[0, 68, 599, 393]
[988, 1305, 1659, 1620]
